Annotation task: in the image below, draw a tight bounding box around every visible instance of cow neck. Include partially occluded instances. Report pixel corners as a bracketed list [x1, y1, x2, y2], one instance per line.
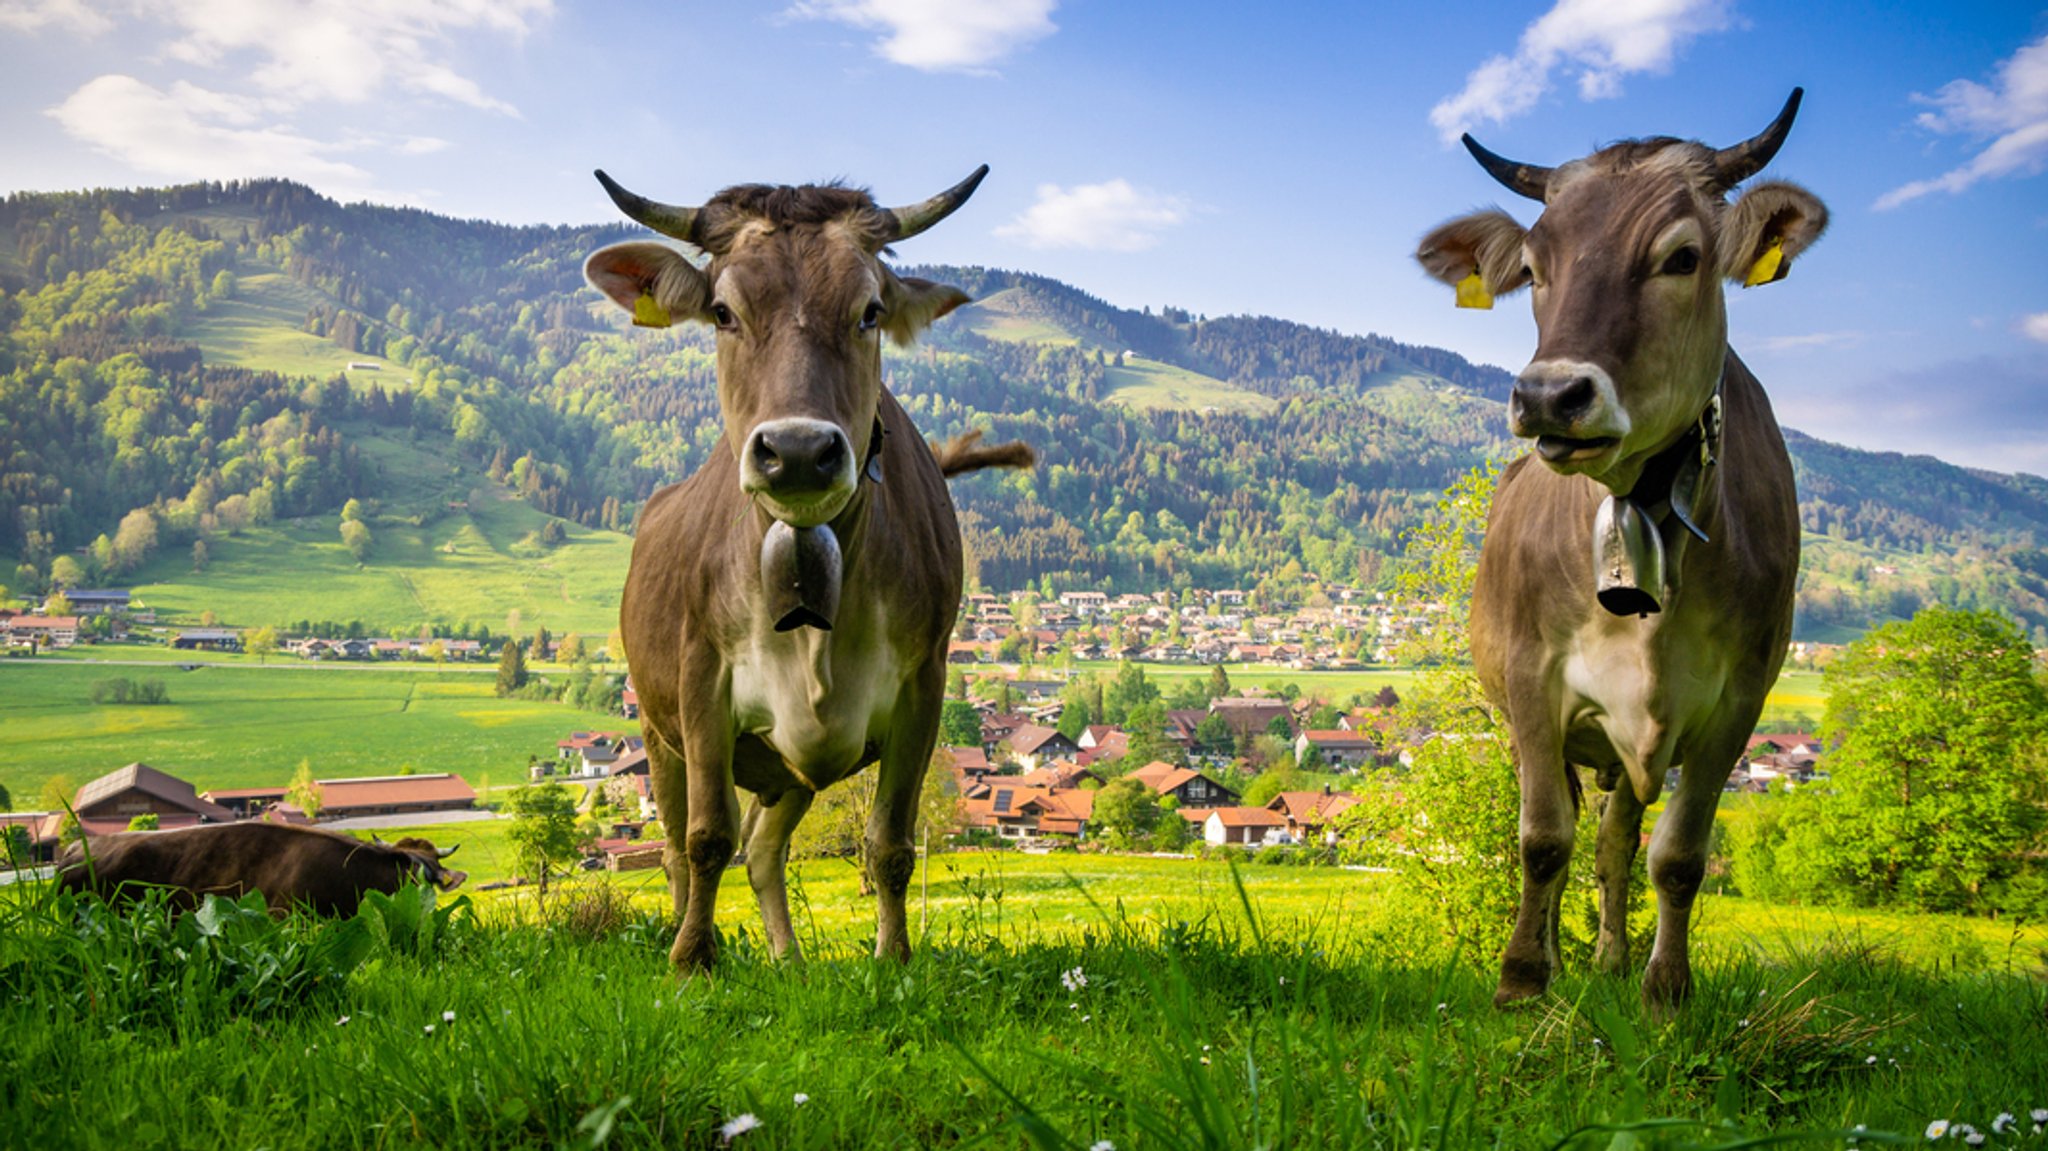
[1591, 372, 1724, 618]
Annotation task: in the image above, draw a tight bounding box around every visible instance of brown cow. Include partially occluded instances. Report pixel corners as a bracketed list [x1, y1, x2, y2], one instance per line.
[583, 167, 1032, 972]
[56, 823, 465, 915]
[1414, 91, 1827, 1009]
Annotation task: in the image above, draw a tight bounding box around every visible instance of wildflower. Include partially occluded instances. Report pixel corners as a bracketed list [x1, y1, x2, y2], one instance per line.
[1926, 1119, 1950, 1139]
[442, 1010, 456, 1023]
[1061, 967, 1088, 993]
[423, 1024, 435, 1035]
[719, 1114, 762, 1142]
[1964, 1133, 1985, 1147]
[1090, 1142, 1116, 1151]
[1865, 1055, 1878, 1065]
[1993, 1114, 2015, 1135]
[2033, 1109, 2048, 1124]
[793, 1094, 809, 1106]
[1081, 1014, 1092, 1023]
[335, 1015, 351, 1027]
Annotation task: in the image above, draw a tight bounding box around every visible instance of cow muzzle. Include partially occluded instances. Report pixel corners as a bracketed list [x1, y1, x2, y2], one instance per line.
[741, 417, 857, 527]
[1510, 360, 1630, 472]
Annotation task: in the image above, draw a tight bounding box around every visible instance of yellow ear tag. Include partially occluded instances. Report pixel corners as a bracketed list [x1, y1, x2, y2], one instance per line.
[1743, 237, 1787, 288]
[632, 291, 671, 328]
[1455, 269, 1493, 310]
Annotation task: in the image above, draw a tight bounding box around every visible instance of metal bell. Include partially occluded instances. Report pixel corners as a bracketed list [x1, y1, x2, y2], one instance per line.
[760, 521, 843, 631]
[1593, 495, 1666, 617]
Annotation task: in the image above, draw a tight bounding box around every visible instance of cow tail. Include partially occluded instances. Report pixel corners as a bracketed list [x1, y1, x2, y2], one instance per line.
[929, 430, 1036, 478]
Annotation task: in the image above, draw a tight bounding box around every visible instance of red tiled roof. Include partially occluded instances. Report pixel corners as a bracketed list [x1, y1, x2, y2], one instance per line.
[309, 773, 476, 812]
[1209, 806, 1287, 828]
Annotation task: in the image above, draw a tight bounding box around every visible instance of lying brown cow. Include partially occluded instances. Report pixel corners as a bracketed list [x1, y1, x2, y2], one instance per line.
[56, 823, 466, 915]
[584, 167, 1031, 972]
[1415, 90, 1825, 1008]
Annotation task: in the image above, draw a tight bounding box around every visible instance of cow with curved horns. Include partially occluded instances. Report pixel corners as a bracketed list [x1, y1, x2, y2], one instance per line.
[584, 166, 1032, 972]
[1415, 91, 1827, 1008]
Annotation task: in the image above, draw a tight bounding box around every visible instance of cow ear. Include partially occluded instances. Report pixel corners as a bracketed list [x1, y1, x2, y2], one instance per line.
[879, 267, 970, 347]
[584, 241, 711, 327]
[1416, 210, 1531, 308]
[1720, 180, 1828, 287]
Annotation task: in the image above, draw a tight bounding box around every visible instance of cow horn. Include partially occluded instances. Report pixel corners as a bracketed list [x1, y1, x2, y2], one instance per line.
[881, 165, 989, 243]
[437, 844, 459, 860]
[1461, 135, 1551, 202]
[594, 169, 703, 245]
[1711, 88, 1803, 189]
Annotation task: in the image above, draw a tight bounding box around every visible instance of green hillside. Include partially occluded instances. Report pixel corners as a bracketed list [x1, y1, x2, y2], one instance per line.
[4, 179, 2047, 643]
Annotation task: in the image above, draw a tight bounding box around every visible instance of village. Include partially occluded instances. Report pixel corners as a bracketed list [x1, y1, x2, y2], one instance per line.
[0, 581, 1831, 876]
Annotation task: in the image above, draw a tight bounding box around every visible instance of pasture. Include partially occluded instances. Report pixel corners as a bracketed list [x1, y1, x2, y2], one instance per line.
[0, 659, 627, 799]
[4, 848, 2043, 1149]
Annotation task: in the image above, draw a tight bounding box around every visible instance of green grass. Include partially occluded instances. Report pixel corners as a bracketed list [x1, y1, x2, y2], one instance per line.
[5, 850, 2044, 1149]
[1103, 356, 1277, 416]
[127, 484, 633, 636]
[0, 660, 629, 799]
[186, 262, 404, 379]
[960, 290, 1085, 346]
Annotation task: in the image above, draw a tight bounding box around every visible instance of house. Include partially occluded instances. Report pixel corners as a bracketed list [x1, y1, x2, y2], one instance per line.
[64, 589, 132, 616]
[172, 628, 243, 652]
[1002, 725, 1082, 771]
[621, 679, 640, 719]
[600, 839, 665, 872]
[65, 763, 236, 838]
[1265, 790, 1360, 843]
[1, 812, 60, 865]
[1076, 730, 1130, 767]
[557, 731, 627, 774]
[959, 785, 1095, 842]
[1293, 729, 1376, 769]
[1204, 806, 1289, 847]
[1209, 696, 1293, 740]
[1124, 761, 1239, 807]
[3, 614, 80, 648]
[277, 773, 477, 821]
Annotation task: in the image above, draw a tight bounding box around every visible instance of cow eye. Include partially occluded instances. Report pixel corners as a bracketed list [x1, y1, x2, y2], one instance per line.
[859, 300, 885, 333]
[711, 302, 737, 330]
[1660, 247, 1701, 276]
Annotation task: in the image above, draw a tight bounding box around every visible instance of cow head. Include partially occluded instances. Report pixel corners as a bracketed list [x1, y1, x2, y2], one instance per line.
[585, 168, 986, 527]
[391, 836, 467, 892]
[1416, 90, 1828, 495]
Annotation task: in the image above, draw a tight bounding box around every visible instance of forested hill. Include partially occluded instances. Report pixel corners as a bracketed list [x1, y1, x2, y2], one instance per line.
[2, 179, 2046, 642]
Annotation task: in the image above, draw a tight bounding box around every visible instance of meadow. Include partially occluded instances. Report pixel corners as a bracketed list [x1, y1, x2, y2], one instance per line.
[5, 848, 2043, 1150]
[0, 659, 626, 800]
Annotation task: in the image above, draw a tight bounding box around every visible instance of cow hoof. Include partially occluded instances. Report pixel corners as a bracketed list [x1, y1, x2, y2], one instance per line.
[670, 931, 718, 974]
[1494, 955, 1552, 1008]
[1642, 960, 1692, 1014]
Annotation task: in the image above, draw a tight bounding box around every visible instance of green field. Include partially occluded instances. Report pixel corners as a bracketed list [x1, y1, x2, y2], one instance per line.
[7, 849, 2043, 1149]
[959, 289, 1085, 346]
[1102, 356, 1278, 416]
[0, 660, 630, 799]
[190, 263, 405, 379]
[125, 485, 634, 636]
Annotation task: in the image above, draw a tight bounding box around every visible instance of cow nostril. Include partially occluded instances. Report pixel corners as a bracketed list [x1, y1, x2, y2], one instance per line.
[816, 436, 846, 476]
[1557, 376, 1596, 416]
[752, 437, 783, 479]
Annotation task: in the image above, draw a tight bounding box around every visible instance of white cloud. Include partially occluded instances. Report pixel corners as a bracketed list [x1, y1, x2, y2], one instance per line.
[2022, 312, 2048, 344]
[995, 180, 1190, 253]
[1876, 32, 2048, 210]
[1430, 0, 1735, 142]
[0, 0, 108, 33]
[49, 74, 374, 187]
[790, 0, 1056, 73]
[38, 1, 549, 189]
[136, 0, 549, 114]
[1760, 330, 1866, 353]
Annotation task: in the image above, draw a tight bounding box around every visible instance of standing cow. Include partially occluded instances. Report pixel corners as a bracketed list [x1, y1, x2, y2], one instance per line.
[583, 167, 1031, 972]
[1414, 91, 1826, 1008]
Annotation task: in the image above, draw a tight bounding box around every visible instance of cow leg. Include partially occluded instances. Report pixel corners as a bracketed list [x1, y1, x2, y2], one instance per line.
[1497, 732, 1576, 1006]
[745, 787, 814, 961]
[867, 668, 943, 963]
[647, 734, 692, 923]
[1641, 730, 1741, 1010]
[1592, 781, 1645, 975]
[672, 720, 739, 974]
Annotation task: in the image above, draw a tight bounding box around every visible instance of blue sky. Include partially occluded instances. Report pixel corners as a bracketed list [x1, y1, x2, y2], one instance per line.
[4, 1, 2047, 475]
